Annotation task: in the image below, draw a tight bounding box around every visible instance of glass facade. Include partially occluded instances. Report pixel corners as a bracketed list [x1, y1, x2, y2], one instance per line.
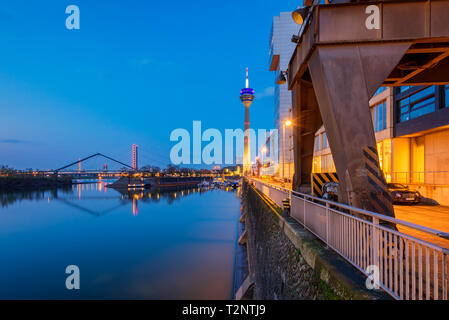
[312, 154, 335, 173]
[312, 84, 449, 194]
[374, 86, 387, 96]
[372, 101, 387, 132]
[312, 156, 321, 173]
[398, 86, 436, 122]
[445, 85, 449, 108]
[314, 132, 329, 152]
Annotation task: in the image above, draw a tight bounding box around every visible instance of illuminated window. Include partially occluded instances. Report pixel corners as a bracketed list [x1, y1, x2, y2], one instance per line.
[312, 154, 335, 173]
[398, 86, 436, 122]
[274, 80, 280, 110]
[372, 101, 387, 132]
[376, 140, 392, 182]
[312, 156, 321, 173]
[315, 135, 320, 152]
[321, 154, 335, 173]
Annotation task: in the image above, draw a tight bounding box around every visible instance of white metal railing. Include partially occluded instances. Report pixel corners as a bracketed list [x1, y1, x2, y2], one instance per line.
[248, 177, 449, 300]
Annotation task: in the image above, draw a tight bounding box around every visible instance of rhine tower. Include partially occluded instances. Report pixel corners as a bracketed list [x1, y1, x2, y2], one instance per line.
[239, 68, 255, 174]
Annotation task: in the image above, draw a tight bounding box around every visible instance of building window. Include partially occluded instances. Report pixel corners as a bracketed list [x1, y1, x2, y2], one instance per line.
[323, 133, 328, 149]
[398, 86, 436, 122]
[445, 85, 449, 108]
[312, 154, 336, 173]
[315, 135, 320, 152]
[322, 154, 335, 172]
[312, 156, 321, 173]
[399, 86, 412, 93]
[376, 139, 392, 182]
[372, 101, 387, 132]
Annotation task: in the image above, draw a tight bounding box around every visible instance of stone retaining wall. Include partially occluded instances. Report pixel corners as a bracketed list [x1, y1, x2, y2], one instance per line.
[241, 180, 389, 300]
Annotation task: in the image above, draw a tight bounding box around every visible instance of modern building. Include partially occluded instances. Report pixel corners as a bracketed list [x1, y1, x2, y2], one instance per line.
[312, 85, 449, 205]
[240, 68, 255, 174]
[268, 12, 299, 181]
[260, 130, 279, 177]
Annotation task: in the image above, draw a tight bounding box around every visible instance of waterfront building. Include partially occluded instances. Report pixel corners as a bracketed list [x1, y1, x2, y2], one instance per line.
[312, 85, 449, 205]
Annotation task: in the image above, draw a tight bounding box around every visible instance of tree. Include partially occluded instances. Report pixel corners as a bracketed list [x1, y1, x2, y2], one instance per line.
[150, 166, 161, 173]
[166, 164, 179, 175]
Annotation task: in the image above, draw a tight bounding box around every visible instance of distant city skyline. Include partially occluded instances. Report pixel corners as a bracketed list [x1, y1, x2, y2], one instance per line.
[0, 1, 300, 169]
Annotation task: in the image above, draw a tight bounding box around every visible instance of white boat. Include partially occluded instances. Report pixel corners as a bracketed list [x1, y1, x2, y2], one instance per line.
[198, 180, 210, 187]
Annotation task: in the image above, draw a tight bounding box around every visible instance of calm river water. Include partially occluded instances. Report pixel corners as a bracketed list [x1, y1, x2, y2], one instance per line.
[0, 181, 240, 299]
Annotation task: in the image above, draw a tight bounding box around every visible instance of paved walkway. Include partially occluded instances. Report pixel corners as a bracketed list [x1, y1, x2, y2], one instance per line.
[395, 205, 449, 249]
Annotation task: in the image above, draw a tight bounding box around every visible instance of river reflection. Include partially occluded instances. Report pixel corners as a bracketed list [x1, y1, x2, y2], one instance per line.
[0, 180, 240, 299]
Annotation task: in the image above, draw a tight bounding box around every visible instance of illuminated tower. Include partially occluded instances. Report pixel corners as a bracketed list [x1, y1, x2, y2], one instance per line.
[239, 68, 255, 174]
[132, 144, 138, 170]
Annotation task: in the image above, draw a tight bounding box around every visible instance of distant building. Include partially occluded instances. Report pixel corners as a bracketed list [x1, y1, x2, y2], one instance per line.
[313, 85, 449, 205]
[260, 130, 279, 177]
[268, 12, 299, 181]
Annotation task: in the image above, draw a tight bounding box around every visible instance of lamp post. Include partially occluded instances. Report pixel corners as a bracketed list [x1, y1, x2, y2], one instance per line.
[282, 120, 292, 182]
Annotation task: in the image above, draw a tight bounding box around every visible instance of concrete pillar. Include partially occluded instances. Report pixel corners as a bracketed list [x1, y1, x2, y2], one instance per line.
[307, 43, 411, 217]
[291, 79, 322, 193]
[244, 107, 250, 174]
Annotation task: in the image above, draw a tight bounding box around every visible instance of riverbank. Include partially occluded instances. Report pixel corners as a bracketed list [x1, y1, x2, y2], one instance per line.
[0, 176, 72, 192]
[0, 181, 239, 299]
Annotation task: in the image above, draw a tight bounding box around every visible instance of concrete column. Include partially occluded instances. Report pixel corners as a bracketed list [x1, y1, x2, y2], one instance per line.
[308, 43, 411, 217]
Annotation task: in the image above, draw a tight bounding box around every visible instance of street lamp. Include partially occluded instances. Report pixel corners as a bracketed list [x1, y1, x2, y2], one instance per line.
[283, 120, 292, 182]
[292, 7, 309, 25]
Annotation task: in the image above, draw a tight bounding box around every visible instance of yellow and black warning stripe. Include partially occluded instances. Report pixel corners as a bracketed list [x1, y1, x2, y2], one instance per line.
[311, 172, 339, 197]
[362, 145, 394, 215]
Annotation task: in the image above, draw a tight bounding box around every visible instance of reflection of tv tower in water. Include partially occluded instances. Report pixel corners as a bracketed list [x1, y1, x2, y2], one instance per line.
[239, 68, 255, 174]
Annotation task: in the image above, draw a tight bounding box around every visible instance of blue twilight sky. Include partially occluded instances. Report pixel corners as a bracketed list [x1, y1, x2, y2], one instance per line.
[0, 0, 299, 170]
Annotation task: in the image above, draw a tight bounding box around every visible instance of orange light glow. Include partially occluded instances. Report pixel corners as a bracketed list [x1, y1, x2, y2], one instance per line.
[132, 198, 138, 216]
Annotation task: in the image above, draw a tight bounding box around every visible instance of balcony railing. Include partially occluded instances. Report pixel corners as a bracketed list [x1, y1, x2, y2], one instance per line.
[248, 177, 449, 300]
[387, 171, 449, 186]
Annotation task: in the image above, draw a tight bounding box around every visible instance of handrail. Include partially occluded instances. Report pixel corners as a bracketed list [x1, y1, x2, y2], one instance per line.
[389, 170, 449, 174]
[247, 176, 449, 300]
